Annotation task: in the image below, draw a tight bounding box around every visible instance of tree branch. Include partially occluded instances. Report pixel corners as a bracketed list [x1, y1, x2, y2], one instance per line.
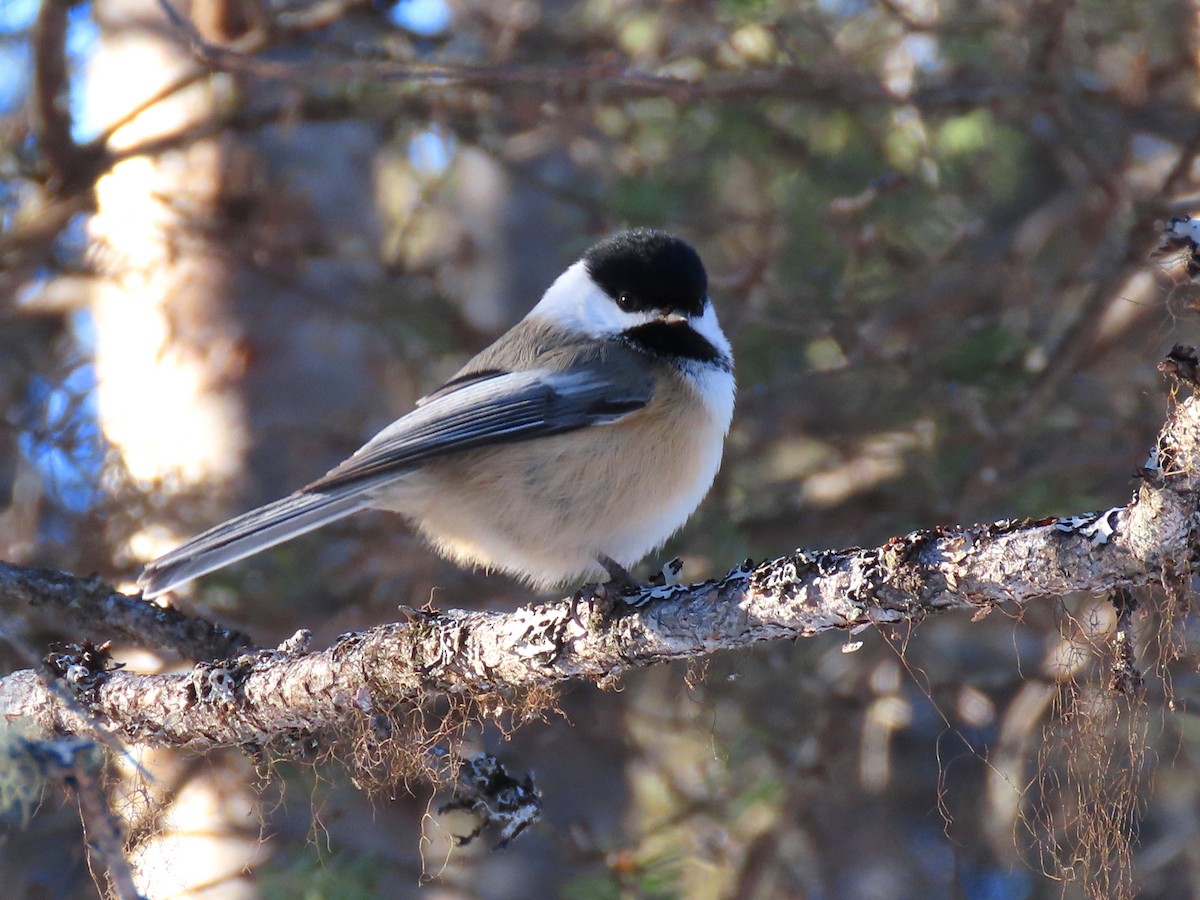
[2, 352, 1198, 756]
[0, 562, 257, 660]
[30, 0, 78, 189]
[153, 0, 1009, 109]
[30, 0, 106, 194]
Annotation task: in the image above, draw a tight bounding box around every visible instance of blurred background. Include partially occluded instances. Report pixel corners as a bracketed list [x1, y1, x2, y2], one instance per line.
[3, 0, 1200, 896]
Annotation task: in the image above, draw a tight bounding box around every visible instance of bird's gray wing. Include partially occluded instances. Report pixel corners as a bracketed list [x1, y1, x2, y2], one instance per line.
[139, 365, 651, 597]
[304, 366, 652, 492]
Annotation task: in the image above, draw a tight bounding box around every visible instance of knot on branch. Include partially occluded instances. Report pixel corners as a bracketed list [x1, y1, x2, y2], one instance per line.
[188, 663, 240, 706]
[1159, 344, 1200, 389]
[43, 640, 122, 705]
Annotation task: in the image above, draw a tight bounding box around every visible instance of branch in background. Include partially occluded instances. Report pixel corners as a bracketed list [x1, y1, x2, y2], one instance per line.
[953, 130, 1200, 513]
[0, 562, 257, 661]
[2, 354, 1198, 755]
[30, 0, 105, 194]
[30, 0, 76, 187]
[22, 734, 143, 899]
[13, 0, 1197, 269]
[155, 0, 1019, 109]
[145, 0, 1200, 139]
[1005, 124, 1200, 436]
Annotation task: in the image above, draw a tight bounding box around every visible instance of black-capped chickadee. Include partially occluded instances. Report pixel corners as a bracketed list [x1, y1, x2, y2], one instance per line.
[139, 229, 735, 598]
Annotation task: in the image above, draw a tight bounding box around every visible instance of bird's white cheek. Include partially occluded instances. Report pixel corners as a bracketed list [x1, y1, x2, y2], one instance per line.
[691, 303, 733, 362]
[527, 261, 657, 337]
[684, 365, 736, 436]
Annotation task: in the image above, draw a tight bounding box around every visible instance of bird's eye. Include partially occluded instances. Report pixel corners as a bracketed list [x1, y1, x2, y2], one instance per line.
[617, 292, 636, 312]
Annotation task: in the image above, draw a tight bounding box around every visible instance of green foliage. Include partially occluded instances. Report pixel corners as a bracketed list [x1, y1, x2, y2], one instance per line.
[937, 326, 1028, 382]
[260, 850, 383, 900]
[609, 177, 686, 224]
[561, 875, 623, 900]
[561, 853, 684, 900]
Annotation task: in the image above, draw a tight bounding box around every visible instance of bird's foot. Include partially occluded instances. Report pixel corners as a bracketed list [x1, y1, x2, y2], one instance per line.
[596, 554, 643, 595]
[570, 555, 643, 621]
[572, 556, 686, 622]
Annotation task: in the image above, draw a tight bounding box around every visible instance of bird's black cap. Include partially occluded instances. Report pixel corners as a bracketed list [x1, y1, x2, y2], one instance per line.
[584, 229, 708, 318]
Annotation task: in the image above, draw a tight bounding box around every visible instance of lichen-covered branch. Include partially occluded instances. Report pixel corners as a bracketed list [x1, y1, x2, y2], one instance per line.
[2, 358, 1200, 756]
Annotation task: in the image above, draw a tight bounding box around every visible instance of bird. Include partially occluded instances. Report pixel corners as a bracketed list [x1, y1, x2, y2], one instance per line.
[139, 229, 735, 599]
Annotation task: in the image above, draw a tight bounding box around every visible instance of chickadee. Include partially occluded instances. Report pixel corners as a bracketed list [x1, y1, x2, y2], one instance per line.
[139, 229, 735, 598]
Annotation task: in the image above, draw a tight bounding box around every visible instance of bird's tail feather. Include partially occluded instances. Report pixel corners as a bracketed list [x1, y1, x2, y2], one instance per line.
[138, 491, 371, 598]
